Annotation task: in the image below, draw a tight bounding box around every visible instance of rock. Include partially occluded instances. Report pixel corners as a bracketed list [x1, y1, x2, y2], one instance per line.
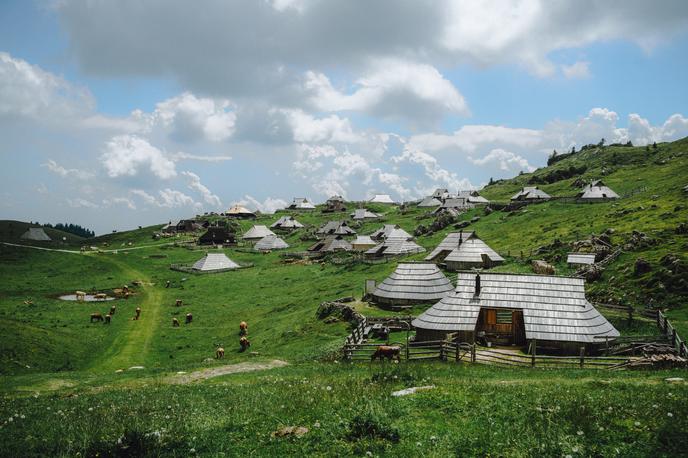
[454, 221, 470, 229]
[391, 385, 436, 397]
[128, 366, 145, 370]
[115, 369, 124, 373]
[532, 260, 555, 275]
[665, 377, 685, 383]
[676, 223, 688, 234]
[603, 228, 615, 235]
[634, 258, 652, 275]
[470, 216, 480, 223]
[272, 426, 309, 438]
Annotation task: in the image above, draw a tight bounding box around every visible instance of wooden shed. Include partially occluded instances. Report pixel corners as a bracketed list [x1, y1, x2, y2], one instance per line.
[577, 180, 620, 201]
[308, 235, 352, 253]
[198, 227, 236, 245]
[254, 234, 289, 251]
[510, 186, 551, 201]
[412, 272, 619, 354]
[425, 231, 503, 270]
[242, 225, 275, 241]
[567, 253, 596, 267]
[271, 216, 304, 231]
[317, 220, 356, 236]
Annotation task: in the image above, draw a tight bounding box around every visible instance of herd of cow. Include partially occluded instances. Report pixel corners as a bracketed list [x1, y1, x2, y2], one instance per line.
[88, 286, 251, 356]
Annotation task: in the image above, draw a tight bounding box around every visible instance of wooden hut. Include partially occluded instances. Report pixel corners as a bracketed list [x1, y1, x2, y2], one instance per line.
[577, 180, 620, 201]
[254, 234, 289, 251]
[370, 224, 412, 242]
[510, 186, 551, 201]
[271, 216, 304, 231]
[425, 231, 503, 270]
[317, 220, 356, 236]
[323, 195, 347, 213]
[369, 194, 395, 204]
[308, 235, 352, 253]
[351, 235, 377, 251]
[287, 197, 316, 211]
[242, 225, 275, 241]
[431, 188, 450, 200]
[457, 190, 490, 205]
[412, 272, 619, 354]
[351, 208, 380, 220]
[567, 253, 596, 267]
[371, 263, 453, 306]
[192, 253, 239, 271]
[417, 196, 442, 207]
[198, 227, 236, 245]
[365, 232, 425, 258]
[20, 227, 51, 241]
[226, 204, 256, 219]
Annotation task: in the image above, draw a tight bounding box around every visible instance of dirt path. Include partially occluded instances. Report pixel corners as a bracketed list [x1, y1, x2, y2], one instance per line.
[167, 360, 289, 384]
[1, 241, 177, 253]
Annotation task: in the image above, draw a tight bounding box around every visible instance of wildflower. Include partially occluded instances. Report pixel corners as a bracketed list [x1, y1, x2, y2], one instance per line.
[667, 412, 674, 417]
[365, 452, 373, 457]
[565, 455, 573, 458]
[8, 417, 13, 422]
[20, 415, 25, 419]
[326, 386, 332, 391]
[416, 442, 422, 446]
[313, 421, 320, 428]
[653, 404, 658, 408]
[190, 448, 196, 454]
[430, 435, 437, 441]
[599, 427, 604, 432]
[88, 407, 93, 412]
[634, 421, 640, 426]
[577, 430, 584, 436]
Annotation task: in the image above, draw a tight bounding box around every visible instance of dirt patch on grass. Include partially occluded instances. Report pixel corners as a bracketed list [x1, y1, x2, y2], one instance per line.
[167, 359, 288, 384]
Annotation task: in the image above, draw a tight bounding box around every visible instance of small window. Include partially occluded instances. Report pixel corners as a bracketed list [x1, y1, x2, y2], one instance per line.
[496, 310, 512, 324]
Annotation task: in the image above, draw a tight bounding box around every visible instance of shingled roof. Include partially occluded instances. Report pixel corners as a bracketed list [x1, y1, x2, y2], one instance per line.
[567, 253, 596, 266]
[370, 224, 412, 241]
[271, 216, 304, 230]
[242, 225, 275, 240]
[254, 234, 289, 251]
[425, 231, 476, 261]
[372, 263, 454, 305]
[20, 227, 51, 241]
[577, 180, 620, 200]
[192, 253, 240, 271]
[457, 190, 490, 204]
[308, 235, 352, 252]
[369, 194, 395, 204]
[317, 220, 356, 236]
[418, 196, 442, 207]
[351, 208, 380, 220]
[511, 187, 551, 201]
[412, 272, 619, 344]
[365, 235, 425, 257]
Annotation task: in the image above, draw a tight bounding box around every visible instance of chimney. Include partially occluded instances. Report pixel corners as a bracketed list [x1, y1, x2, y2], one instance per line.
[474, 273, 481, 297]
[459, 230, 463, 247]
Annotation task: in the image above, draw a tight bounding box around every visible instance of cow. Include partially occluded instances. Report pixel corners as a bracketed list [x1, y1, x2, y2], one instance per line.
[104, 314, 111, 324]
[216, 347, 225, 359]
[175, 299, 183, 307]
[94, 293, 107, 301]
[90, 312, 104, 323]
[532, 260, 556, 275]
[75, 291, 86, 301]
[172, 317, 180, 327]
[109, 305, 116, 315]
[122, 285, 129, 294]
[165, 281, 171, 289]
[133, 307, 141, 320]
[239, 336, 251, 352]
[185, 313, 193, 324]
[371, 345, 401, 362]
[239, 321, 248, 336]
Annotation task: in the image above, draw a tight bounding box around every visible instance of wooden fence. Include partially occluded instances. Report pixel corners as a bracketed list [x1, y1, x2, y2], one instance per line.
[657, 310, 688, 357]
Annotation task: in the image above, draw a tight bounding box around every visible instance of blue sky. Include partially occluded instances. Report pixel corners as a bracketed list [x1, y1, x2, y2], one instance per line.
[1, 0, 687, 234]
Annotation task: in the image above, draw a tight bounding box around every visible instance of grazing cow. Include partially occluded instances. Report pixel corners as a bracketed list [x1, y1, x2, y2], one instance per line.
[172, 317, 180, 327]
[185, 313, 193, 324]
[165, 281, 171, 288]
[110, 305, 116, 315]
[371, 345, 401, 362]
[90, 312, 104, 323]
[75, 291, 86, 301]
[175, 299, 183, 307]
[122, 285, 129, 293]
[133, 307, 141, 320]
[104, 314, 111, 324]
[94, 293, 107, 301]
[239, 336, 251, 352]
[216, 347, 225, 359]
[239, 321, 248, 336]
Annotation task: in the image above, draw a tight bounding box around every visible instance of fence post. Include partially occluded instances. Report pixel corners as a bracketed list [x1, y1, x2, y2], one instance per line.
[531, 339, 536, 367]
[672, 329, 677, 349]
[579, 346, 585, 369]
[439, 342, 445, 361]
[455, 342, 460, 362]
[605, 336, 609, 355]
[471, 344, 476, 363]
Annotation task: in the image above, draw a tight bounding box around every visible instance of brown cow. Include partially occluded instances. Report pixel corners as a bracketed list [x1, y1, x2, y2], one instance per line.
[239, 321, 248, 336]
[371, 345, 401, 362]
[90, 312, 104, 323]
[94, 293, 107, 301]
[104, 314, 111, 324]
[239, 336, 251, 352]
[109, 305, 116, 315]
[172, 317, 180, 327]
[216, 347, 225, 359]
[185, 313, 193, 324]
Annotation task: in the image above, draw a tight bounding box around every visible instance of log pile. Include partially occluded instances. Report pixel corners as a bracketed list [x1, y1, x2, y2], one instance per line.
[616, 354, 687, 370]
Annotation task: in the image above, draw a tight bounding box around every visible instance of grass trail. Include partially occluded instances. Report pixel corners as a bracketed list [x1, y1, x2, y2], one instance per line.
[88, 256, 163, 372]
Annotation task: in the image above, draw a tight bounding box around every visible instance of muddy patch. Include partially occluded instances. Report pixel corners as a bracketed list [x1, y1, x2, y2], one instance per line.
[167, 360, 288, 384]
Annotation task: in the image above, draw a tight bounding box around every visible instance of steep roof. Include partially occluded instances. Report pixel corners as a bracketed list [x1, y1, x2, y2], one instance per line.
[351, 208, 380, 220]
[192, 253, 240, 271]
[567, 253, 596, 265]
[372, 263, 454, 304]
[432, 188, 449, 199]
[457, 190, 490, 204]
[271, 216, 304, 229]
[317, 220, 356, 235]
[242, 225, 275, 240]
[327, 195, 345, 203]
[288, 197, 316, 210]
[369, 194, 395, 204]
[370, 224, 412, 241]
[20, 227, 51, 241]
[511, 187, 551, 201]
[440, 198, 472, 209]
[578, 182, 620, 200]
[425, 231, 476, 261]
[444, 238, 505, 265]
[351, 235, 377, 247]
[226, 205, 256, 216]
[412, 272, 619, 343]
[308, 235, 352, 252]
[254, 234, 289, 251]
[418, 196, 442, 207]
[365, 236, 425, 257]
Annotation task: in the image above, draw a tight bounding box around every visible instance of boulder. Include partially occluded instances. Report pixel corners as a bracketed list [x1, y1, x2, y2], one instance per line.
[634, 258, 652, 275]
[532, 260, 556, 275]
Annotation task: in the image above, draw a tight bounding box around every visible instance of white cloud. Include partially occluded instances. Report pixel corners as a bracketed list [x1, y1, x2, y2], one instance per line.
[469, 148, 535, 173]
[101, 135, 177, 180]
[171, 152, 232, 162]
[131, 188, 200, 209]
[67, 197, 99, 209]
[151, 92, 236, 142]
[305, 59, 469, 123]
[42, 159, 94, 180]
[281, 109, 361, 143]
[235, 195, 288, 214]
[409, 125, 542, 154]
[102, 197, 137, 210]
[391, 148, 473, 192]
[561, 61, 591, 79]
[181, 171, 222, 208]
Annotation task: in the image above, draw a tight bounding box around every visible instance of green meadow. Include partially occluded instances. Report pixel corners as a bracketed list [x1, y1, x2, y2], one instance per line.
[0, 138, 687, 456]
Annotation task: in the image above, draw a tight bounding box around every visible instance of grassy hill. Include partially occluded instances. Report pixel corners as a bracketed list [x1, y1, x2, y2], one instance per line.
[0, 138, 687, 456]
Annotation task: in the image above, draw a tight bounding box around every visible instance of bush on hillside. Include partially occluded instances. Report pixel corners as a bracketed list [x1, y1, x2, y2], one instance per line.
[528, 164, 587, 185]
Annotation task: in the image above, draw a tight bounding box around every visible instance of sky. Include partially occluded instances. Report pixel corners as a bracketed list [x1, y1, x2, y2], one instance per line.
[1, 0, 687, 235]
